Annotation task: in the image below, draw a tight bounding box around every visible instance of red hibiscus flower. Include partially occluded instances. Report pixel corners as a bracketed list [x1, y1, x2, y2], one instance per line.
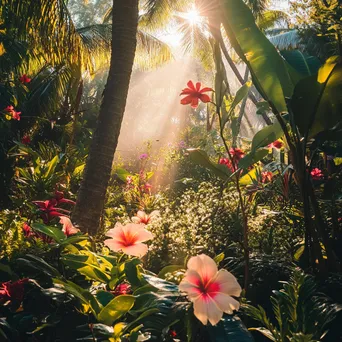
[21, 135, 31, 145]
[311, 168, 324, 180]
[0, 278, 29, 303]
[180, 81, 213, 108]
[19, 74, 31, 84]
[268, 140, 283, 149]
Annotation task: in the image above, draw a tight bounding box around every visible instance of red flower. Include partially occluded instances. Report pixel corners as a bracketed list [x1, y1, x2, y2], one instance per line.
[311, 168, 324, 180]
[33, 199, 69, 223]
[4, 106, 21, 121]
[229, 148, 245, 160]
[19, 74, 31, 84]
[261, 171, 273, 183]
[0, 279, 29, 303]
[219, 148, 245, 172]
[112, 283, 132, 296]
[268, 140, 283, 149]
[170, 330, 177, 338]
[21, 135, 31, 145]
[22, 223, 33, 237]
[4, 105, 14, 112]
[180, 81, 213, 108]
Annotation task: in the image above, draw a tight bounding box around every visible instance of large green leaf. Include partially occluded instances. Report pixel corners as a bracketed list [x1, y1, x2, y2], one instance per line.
[53, 278, 101, 315]
[221, 82, 251, 129]
[280, 50, 322, 77]
[251, 122, 283, 151]
[61, 253, 111, 283]
[207, 315, 254, 342]
[143, 274, 179, 293]
[32, 223, 66, 243]
[291, 56, 342, 138]
[238, 149, 268, 170]
[221, 0, 297, 113]
[187, 149, 230, 180]
[97, 295, 135, 326]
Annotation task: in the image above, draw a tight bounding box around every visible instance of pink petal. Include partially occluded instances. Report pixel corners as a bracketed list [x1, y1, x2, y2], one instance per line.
[193, 295, 223, 326]
[104, 239, 126, 252]
[214, 269, 242, 297]
[195, 82, 201, 91]
[212, 293, 240, 314]
[106, 224, 125, 241]
[187, 254, 218, 283]
[135, 228, 153, 243]
[122, 243, 148, 257]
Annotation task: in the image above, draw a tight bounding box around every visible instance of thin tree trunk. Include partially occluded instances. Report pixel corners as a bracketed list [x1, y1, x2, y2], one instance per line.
[232, 66, 249, 147]
[72, 0, 139, 234]
[218, 34, 272, 125]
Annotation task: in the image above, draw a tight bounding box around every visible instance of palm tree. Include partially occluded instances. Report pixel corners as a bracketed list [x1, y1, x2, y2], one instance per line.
[72, 0, 140, 234]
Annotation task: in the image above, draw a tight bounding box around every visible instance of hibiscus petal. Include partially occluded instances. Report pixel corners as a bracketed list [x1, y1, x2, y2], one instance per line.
[214, 269, 242, 297]
[206, 296, 224, 325]
[193, 295, 223, 326]
[181, 95, 193, 105]
[106, 225, 125, 242]
[199, 93, 211, 103]
[187, 255, 218, 283]
[180, 88, 193, 95]
[135, 228, 153, 243]
[200, 87, 214, 93]
[191, 97, 199, 108]
[104, 239, 126, 252]
[212, 293, 240, 314]
[187, 80, 196, 90]
[122, 243, 148, 257]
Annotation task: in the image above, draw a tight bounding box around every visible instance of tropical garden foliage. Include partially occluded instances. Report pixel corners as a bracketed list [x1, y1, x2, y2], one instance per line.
[1, 0, 342, 341]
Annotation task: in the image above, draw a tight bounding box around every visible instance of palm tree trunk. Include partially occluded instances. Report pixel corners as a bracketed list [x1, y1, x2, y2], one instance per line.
[72, 0, 139, 234]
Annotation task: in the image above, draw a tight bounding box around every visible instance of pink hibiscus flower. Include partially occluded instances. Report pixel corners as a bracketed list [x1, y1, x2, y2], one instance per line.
[132, 210, 159, 225]
[59, 217, 80, 237]
[180, 81, 213, 108]
[179, 254, 241, 326]
[104, 222, 153, 257]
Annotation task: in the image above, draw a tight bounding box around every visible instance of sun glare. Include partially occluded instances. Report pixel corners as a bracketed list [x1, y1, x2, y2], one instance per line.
[184, 6, 201, 25]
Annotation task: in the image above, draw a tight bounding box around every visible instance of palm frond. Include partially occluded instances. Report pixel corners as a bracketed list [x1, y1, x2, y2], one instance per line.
[0, 0, 110, 73]
[268, 29, 302, 51]
[140, 0, 190, 30]
[244, 0, 269, 18]
[24, 65, 75, 119]
[177, 16, 214, 70]
[257, 10, 290, 32]
[135, 30, 173, 70]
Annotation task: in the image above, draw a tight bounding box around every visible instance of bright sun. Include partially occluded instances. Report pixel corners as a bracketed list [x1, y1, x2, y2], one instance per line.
[183, 7, 201, 25]
[184, 8, 201, 25]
